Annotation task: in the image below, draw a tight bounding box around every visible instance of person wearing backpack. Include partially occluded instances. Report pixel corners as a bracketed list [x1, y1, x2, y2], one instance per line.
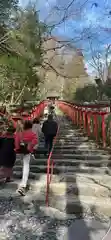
[42, 114, 58, 155]
[15, 120, 38, 196]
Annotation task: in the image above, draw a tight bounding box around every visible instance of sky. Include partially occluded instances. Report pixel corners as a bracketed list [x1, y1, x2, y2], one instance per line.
[19, 0, 111, 76]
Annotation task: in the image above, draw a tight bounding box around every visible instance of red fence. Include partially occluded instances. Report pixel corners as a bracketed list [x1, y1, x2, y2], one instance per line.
[26, 101, 47, 120]
[0, 100, 49, 127]
[9, 100, 48, 127]
[57, 101, 110, 148]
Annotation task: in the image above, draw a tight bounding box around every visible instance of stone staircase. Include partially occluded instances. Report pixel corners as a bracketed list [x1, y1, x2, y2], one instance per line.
[1, 115, 111, 219]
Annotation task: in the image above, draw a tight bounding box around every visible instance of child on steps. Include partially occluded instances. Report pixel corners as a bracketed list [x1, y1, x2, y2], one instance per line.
[15, 120, 38, 196]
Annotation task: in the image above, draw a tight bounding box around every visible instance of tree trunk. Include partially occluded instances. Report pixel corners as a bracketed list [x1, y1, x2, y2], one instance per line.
[10, 92, 14, 104]
[15, 81, 27, 104]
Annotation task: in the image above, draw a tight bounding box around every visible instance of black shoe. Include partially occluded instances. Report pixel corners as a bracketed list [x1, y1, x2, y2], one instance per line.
[5, 177, 13, 183]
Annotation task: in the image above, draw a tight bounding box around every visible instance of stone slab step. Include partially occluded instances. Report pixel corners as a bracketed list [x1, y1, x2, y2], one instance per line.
[53, 149, 109, 155]
[57, 139, 88, 142]
[0, 183, 111, 217]
[52, 154, 109, 160]
[13, 165, 108, 175]
[15, 159, 109, 167]
[0, 180, 110, 199]
[57, 172, 111, 184]
[49, 182, 110, 198]
[58, 134, 84, 137]
[54, 145, 99, 150]
[12, 171, 42, 179]
[55, 143, 97, 147]
[59, 133, 85, 137]
[57, 137, 88, 141]
[53, 160, 109, 167]
[12, 171, 62, 180]
[58, 128, 84, 131]
[5, 172, 111, 188]
[7, 171, 111, 183]
[49, 195, 111, 216]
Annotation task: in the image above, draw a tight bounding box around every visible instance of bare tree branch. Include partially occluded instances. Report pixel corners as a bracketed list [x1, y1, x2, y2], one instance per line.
[42, 61, 74, 78]
[46, 0, 89, 30]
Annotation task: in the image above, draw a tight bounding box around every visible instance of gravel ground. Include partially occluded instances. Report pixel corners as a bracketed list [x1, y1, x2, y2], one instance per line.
[0, 196, 110, 240]
[0, 197, 76, 240]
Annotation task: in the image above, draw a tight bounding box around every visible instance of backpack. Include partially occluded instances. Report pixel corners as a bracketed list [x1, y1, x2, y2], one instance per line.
[17, 132, 30, 154]
[19, 141, 30, 154]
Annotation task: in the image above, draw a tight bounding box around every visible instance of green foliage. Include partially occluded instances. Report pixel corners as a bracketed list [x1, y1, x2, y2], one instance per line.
[103, 83, 111, 98]
[74, 84, 98, 102]
[0, 0, 18, 23]
[0, 5, 47, 104]
[74, 82, 111, 102]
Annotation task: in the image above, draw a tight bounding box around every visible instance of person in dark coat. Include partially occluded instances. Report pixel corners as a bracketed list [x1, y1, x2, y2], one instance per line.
[42, 114, 58, 155]
[0, 125, 16, 182]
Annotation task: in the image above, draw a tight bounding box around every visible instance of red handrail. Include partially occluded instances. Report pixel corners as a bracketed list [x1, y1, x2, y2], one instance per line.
[46, 126, 59, 207]
[57, 101, 108, 148]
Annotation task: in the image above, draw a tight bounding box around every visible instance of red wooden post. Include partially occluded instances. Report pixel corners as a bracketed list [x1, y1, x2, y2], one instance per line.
[76, 108, 78, 125]
[79, 108, 82, 127]
[81, 109, 84, 127]
[83, 111, 85, 130]
[94, 113, 98, 142]
[83, 111, 87, 131]
[75, 108, 76, 123]
[71, 108, 73, 121]
[87, 111, 91, 136]
[72, 108, 75, 122]
[73, 107, 76, 123]
[76, 107, 79, 126]
[70, 107, 72, 120]
[68, 106, 70, 118]
[77, 107, 79, 126]
[101, 114, 106, 148]
[69, 107, 70, 118]
[78, 108, 81, 126]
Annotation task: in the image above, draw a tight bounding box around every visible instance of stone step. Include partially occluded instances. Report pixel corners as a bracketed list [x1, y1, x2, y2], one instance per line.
[59, 127, 79, 130]
[55, 172, 111, 184]
[13, 171, 40, 179]
[49, 182, 110, 198]
[49, 195, 111, 216]
[0, 180, 110, 199]
[8, 172, 111, 186]
[11, 173, 60, 182]
[52, 153, 109, 160]
[57, 138, 95, 142]
[1, 182, 111, 217]
[13, 165, 108, 175]
[58, 134, 85, 138]
[53, 148, 109, 154]
[54, 145, 98, 149]
[57, 137, 88, 141]
[53, 159, 109, 167]
[39, 140, 95, 146]
[55, 142, 97, 147]
[59, 133, 85, 137]
[15, 158, 109, 167]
